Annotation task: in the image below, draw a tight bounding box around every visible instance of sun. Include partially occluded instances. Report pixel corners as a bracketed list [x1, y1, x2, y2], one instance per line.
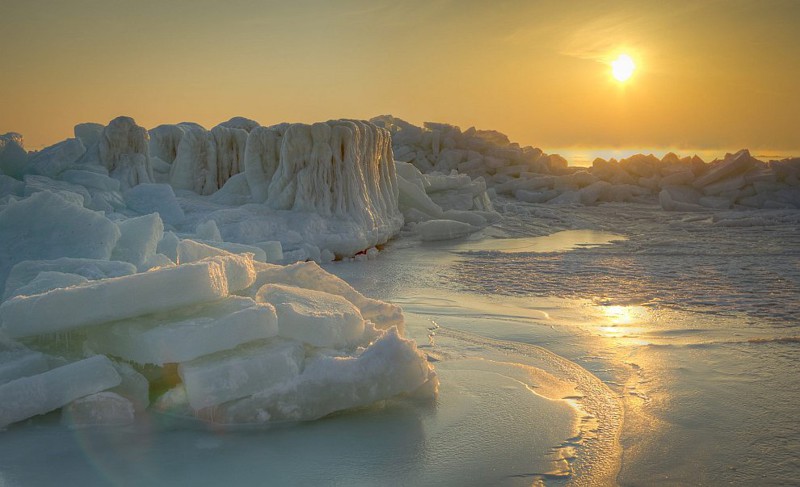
[611, 54, 636, 82]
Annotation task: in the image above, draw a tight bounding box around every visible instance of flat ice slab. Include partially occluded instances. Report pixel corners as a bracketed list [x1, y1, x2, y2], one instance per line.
[0, 350, 49, 385]
[86, 296, 278, 365]
[0, 261, 229, 338]
[0, 355, 121, 428]
[178, 339, 304, 410]
[256, 284, 365, 348]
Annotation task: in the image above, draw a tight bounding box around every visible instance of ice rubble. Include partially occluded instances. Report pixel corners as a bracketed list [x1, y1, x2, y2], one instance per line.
[2, 115, 499, 263]
[0, 123, 438, 427]
[373, 115, 800, 211]
[5, 111, 795, 430]
[0, 242, 435, 428]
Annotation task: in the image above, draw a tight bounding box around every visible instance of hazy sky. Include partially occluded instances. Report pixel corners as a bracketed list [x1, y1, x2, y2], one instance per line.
[2, 0, 798, 152]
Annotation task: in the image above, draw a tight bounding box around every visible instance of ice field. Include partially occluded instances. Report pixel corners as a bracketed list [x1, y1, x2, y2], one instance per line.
[1, 115, 799, 485]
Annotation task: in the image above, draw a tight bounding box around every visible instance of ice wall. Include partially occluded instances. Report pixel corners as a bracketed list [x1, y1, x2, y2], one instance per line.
[261, 120, 401, 232]
[92, 116, 154, 190]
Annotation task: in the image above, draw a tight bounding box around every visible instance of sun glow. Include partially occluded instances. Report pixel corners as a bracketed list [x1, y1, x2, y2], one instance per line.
[611, 54, 636, 82]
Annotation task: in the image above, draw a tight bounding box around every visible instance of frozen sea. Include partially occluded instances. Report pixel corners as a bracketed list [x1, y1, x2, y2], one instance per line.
[1, 199, 799, 486]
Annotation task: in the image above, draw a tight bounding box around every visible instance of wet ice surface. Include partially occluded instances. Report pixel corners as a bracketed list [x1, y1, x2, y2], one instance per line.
[457, 201, 800, 324]
[334, 200, 800, 485]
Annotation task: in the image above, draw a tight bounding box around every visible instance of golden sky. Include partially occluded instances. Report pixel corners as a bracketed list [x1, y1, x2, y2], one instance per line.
[1, 0, 798, 153]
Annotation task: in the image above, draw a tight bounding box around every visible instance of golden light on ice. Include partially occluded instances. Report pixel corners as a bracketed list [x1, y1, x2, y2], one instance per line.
[611, 54, 636, 82]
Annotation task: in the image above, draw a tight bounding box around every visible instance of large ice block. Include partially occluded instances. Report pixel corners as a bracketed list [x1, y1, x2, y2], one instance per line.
[219, 328, 436, 423]
[86, 296, 278, 365]
[0, 191, 121, 296]
[178, 339, 304, 410]
[5, 271, 89, 300]
[185, 239, 268, 263]
[249, 261, 404, 331]
[3, 258, 136, 301]
[177, 241, 257, 292]
[256, 284, 365, 348]
[109, 361, 150, 411]
[0, 355, 121, 428]
[123, 183, 185, 225]
[416, 219, 475, 241]
[0, 350, 49, 385]
[111, 213, 164, 271]
[0, 261, 228, 338]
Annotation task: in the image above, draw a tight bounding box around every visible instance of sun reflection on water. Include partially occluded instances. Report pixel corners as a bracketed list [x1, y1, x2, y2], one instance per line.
[596, 305, 649, 343]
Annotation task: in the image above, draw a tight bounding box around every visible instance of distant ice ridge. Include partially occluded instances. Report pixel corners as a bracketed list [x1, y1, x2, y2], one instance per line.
[372, 115, 800, 211]
[0, 239, 436, 428]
